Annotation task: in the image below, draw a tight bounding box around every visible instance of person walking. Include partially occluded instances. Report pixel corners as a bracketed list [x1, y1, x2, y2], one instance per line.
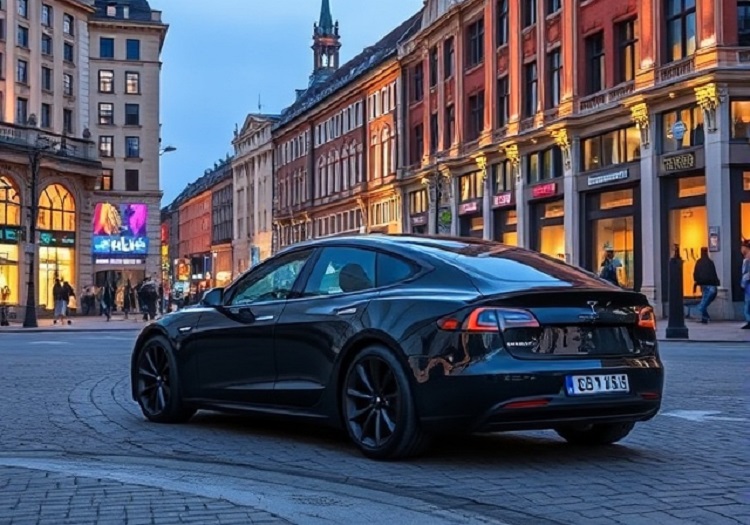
[692, 247, 720, 324]
[599, 243, 623, 286]
[101, 279, 115, 321]
[52, 279, 70, 325]
[741, 239, 750, 329]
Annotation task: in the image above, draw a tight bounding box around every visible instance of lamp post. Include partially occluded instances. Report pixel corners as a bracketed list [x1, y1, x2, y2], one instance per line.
[159, 145, 177, 156]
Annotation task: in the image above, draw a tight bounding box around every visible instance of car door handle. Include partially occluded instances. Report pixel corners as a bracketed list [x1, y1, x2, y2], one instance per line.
[255, 315, 274, 322]
[335, 307, 358, 316]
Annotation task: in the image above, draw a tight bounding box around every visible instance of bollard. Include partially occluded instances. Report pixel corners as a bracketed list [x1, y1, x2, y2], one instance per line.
[666, 243, 689, 339]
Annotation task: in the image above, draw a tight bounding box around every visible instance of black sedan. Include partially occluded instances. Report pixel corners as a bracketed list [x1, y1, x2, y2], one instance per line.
[131, 235, 663, 460]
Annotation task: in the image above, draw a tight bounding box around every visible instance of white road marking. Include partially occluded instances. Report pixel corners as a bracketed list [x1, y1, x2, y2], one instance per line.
[662, 410, 747, 422]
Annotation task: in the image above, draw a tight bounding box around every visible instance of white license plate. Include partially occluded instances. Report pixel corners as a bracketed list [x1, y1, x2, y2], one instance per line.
[566, 374, 629, 395]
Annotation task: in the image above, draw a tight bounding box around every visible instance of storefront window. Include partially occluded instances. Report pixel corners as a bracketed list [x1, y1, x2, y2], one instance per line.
[742, 202, 750, 241]
[503, 210, 518, 246]
[409, 188, 428, 215]
[581, 127, 641, 171]
[538, 201, 565, 259]
[36, 184, 77, 309]
[459, 172, 483, 202]
[594, 217, 635, 289]
[678, 176, 706, 198]
[601, 188, 634, 209]
[661, 106, 704, 153]
[669, 206, 707, 299]
[731, 100, 750, 140]
[0, 176, 21, 305]
[543, 201, 564, 218]
[37, 184, 76, 232]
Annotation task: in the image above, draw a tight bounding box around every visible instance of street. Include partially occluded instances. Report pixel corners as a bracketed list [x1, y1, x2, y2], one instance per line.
[0, 332, 747, 525]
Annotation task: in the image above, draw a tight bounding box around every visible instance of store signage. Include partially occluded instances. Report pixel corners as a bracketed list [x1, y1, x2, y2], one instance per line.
[493, 192, 512, 208]
[459, 201, 479, 215]
[0, 227, 21, 244]
[176, 259, 190, 282]
[93, 236, 149, 255]
[671, 121, 687, 141]
[588, 169, 629, 186]
[662, 152, 695, 172]
[708, 226, 720, 253]
[531, 182, 557, 199]
[411, 214, 427, 226]
[92, 202, 149, 257]
[39, 231, 76, 247]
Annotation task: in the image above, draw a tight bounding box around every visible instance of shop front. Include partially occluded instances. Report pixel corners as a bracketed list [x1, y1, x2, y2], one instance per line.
[528, 182, 565, 259]
[0, 175, 22, 306]
[457, 171, 484, 238]
[407, 187, 428, 234]
[729, 167, 750, 304]
[190, 253, 212, 297]
[491, 160, 517, 245]
[37, 184, 77, 310]
[579, 166, 641, 290]
[211, 244, 233, 287]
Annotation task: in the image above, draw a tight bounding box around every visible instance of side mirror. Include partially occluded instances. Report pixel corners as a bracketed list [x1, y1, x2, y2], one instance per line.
[201, 287, 224, 307]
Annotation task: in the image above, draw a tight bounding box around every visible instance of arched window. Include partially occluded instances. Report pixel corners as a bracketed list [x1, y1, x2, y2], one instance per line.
[381, 127, 391, 178]
[333, 150, 341, 193]
[37, 184, 75, 231]
[349, 141, 358, 187]
[0, 175, 21, 226]
[317, 157, 326, 198]
[327, 152, 335, 195]
[341, 146, 350, 191]
[370, 132, 380, 181]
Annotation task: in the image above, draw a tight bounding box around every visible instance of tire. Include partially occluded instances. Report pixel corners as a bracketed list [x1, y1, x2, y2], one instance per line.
[341, 345, 430, 460]
[555, 422, 635, 446]
[134, 335, 195, 423]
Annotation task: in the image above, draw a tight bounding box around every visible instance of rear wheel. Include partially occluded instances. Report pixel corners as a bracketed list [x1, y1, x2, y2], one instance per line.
[134, 335, 195, 423]
[555, 422, 635, 446]
[341, 346, 429, 460]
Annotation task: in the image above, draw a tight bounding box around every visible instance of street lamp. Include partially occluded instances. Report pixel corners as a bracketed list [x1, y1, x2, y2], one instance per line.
[159, 145, 177, 156]
[23, 116, 60, 328]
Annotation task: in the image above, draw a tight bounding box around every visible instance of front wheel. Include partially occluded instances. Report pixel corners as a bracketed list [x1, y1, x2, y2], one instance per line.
[555, 421, 635, 446]
[341, 346, 429, 460]
[134, 335, 195, 423]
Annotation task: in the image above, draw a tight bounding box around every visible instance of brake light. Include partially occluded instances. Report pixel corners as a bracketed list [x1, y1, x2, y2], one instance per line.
[438, 307, 540, 332]
[637, 306, 656, 330]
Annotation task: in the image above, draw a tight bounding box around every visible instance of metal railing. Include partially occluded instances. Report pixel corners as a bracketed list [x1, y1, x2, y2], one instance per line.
[0, 122, 96, 161]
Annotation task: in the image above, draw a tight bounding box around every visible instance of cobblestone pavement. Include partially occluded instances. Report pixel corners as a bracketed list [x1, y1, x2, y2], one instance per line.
[0, 332, 747, 524]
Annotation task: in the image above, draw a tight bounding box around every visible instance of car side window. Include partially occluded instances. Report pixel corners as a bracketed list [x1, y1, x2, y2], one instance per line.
[303, 247, 376, 297]
[229, 251, 311, 305]
[377, 252, 417, 287]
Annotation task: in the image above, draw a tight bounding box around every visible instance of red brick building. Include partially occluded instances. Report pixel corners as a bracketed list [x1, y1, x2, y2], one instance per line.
[397, 0, 750, 320]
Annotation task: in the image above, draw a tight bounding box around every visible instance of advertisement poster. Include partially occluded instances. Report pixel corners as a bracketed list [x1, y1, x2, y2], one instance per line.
[92, 203, 149, 256]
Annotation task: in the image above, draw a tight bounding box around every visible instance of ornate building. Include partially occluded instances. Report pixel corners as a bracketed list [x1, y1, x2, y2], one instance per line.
[232, 113, 278, 274]
[272, 0, 421, 251]
[398, 0, 750, 320]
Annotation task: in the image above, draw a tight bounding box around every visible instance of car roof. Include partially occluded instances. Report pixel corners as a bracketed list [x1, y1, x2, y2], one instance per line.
[283, 233, 509, 255]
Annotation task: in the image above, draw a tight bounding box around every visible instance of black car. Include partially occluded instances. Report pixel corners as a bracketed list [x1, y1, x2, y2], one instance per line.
[131, 235, 663, 460]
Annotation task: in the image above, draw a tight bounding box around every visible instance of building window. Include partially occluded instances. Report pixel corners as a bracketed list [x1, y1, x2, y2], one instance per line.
[125, 71, 140, 94]
[63, 73, 73, 95]
[63, 109, 73, 134]
[429, 46, 438, 87]
[125, 170, 139, 191]
[98, 102, 114, 125]
[41, 103, 51, 129]
[660, 106, 704, 153]
[63, 14, 73, 36]
[740, 1, 750, 45]
[125, 103, 139, 125]
[523, 0, 537, 28]
[16, 59, 28, 84]
[497, 0, 508, 46]
[429, 112, 439, 153]
[409, 189, 428, 215]
[497, 76, 509, 127]
[100, 169, 113, 191]
[586, 31, 605, 94]
[98, 70, 113, 92]
[546, 0, 561, 14]
[616, 19, 637, 83]
[40, 66, 52, 92]
[665, 0, 696, 62]
[444, 105, 455, 149]
[494, 160, 515, 194]
[443, 37, 454, 78]
[412, 63, 423, 102]
[41, 34, 53, 55]
[466, 17, 484, 68]
[459, 172, 484, 202]
[99, 136, 114, 157]
[16, 98, 28, 124]
[126, 39, 140, 60]
[731, 100, 750, 139]
[547, 49, 561, 108]
[527, 146, 563, 183]
[466, 91, 485, 142]
[63, 42, 74, 62]
[18, 0, 28, 18]
[412, 124, 424, 164]
[17, 25, 29, 47]
[523, 61, 538, 117]
[42, 4, 53, 26]
[100, 37, 114, 58]
[125, 136, 140, 158]
[581, 126, 641, 171]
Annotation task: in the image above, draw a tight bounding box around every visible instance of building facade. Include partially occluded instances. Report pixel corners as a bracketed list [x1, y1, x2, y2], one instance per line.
[0, 0, 103, 314]
[210, 163, 233, 287]
[88, 0, 168, 288]
[272, 1, 421, 251]
[397, 0, 750, 320]
[231, 113, 277, 274]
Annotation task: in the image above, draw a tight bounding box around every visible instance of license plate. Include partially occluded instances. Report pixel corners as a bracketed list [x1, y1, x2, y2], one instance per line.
[565, 374, 629, 395]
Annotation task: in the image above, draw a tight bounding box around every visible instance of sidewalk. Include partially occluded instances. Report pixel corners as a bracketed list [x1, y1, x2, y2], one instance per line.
[656, 320, 750, 344]
[1, 314, 149, 333]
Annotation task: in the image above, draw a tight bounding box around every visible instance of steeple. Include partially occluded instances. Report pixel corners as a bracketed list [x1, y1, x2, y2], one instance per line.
[310, 0, 340, 86]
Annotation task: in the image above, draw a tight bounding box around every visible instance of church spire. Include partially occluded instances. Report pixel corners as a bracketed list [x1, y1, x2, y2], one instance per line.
[317, 0, 334, 36]
[311, 0, 340, 86]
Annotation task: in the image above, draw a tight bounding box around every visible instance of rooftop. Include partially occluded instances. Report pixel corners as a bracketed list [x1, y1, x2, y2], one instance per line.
[92, 0, 158, 22]
[163, 157, 234, 213]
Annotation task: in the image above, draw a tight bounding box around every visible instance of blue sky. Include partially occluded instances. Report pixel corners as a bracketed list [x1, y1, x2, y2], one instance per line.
[149, 0, 423, 204]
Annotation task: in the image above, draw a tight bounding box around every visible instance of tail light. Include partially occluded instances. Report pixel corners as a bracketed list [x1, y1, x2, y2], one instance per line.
[636, 306, 656, 330]
[437, 307, 540, 333]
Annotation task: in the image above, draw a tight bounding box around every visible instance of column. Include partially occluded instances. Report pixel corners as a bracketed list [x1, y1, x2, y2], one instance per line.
[632, 102, 659, 304]
[449, 170, 459, 236]
[697, 83, 733, 318]
[505, 143, 526, 247]
[552, 129, 578, 265]
[426, 174, 438, 235]
[474, 154, 492, 240]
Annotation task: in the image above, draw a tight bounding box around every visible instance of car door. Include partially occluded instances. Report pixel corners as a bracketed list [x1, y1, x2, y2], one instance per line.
[191, 249, 314, 405]
[272, 246, 381, 408]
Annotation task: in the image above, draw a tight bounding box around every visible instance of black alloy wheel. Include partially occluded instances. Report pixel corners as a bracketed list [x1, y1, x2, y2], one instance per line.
[342, 346, 429, 460]
[555, 421, 635, 446]
[135, 335, 195, 423]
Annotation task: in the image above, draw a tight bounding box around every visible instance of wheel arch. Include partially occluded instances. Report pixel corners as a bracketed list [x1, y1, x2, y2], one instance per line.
[130, 325, 171, 400]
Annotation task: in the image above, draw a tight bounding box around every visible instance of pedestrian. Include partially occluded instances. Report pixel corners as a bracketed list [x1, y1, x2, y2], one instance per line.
[692, 247, 720, 324]
[740, 239, 750, 330]
[62, 280, 75, 324]
[123, 279, 134, 320]
[101, 279, 115, 321]
[138, 275, 158, 321]
[599, 242, 623, 286]
[52, 279, 70, 325]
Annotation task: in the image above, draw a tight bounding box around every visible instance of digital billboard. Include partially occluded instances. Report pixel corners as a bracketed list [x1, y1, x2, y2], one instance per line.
[92, 203, 149, 256]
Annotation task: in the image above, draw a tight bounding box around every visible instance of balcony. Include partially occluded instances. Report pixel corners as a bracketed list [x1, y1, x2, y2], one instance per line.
[0, 122, 96, 162]
[577, 82, 635, 114]
[657, 56, 694, 84]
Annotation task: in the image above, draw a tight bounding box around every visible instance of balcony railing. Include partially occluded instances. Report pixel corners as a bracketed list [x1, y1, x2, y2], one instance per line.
[0, 122, 96, 161]
[578, 82, 635, 114]
[657, 57, 694, 84]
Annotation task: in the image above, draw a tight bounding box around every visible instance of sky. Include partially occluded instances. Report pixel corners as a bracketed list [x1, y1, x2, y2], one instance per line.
[149, 0, 424, 205]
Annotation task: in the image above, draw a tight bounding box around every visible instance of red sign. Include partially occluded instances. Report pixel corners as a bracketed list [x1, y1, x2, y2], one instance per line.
[459, 201, 479, 215]
[493, 192, 512, 208]
[531, 182, 557, 199]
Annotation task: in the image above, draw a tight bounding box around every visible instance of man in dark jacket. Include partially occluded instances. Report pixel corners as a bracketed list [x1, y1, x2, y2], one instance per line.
[693, 247, 720, 324]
